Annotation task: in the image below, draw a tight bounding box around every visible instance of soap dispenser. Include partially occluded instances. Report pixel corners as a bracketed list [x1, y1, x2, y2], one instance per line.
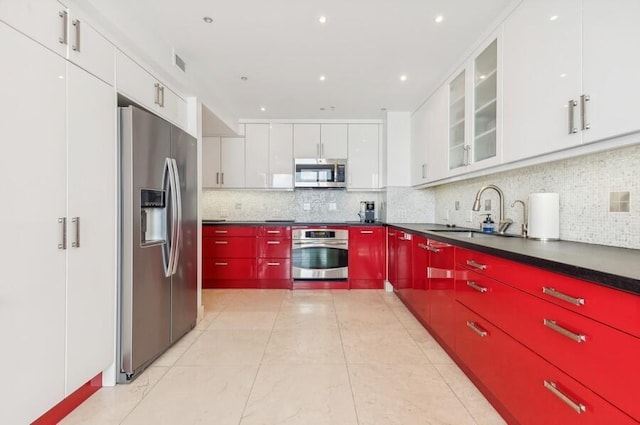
[481, 214, 495, 233]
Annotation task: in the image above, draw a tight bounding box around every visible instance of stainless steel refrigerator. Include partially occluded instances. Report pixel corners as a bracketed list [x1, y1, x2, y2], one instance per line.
[118, 105, 197, 382]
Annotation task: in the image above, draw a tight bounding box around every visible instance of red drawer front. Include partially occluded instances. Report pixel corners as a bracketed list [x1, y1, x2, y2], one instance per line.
[257, 258, 291, 279]
[455, 302, 637, 425]
[202, 225, 257, 237]
[502, 289, 640, 421]
[203, 258, 256, 280]
[455, 268, 516, 332]
[257, 237, 291, 258]
[203, 237, 256, 258]
[455, 247, 640, 338]
[258, 226, 291, 237]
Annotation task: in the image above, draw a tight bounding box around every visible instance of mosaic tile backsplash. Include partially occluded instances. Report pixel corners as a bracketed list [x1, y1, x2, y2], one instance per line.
[202, 143, 639, 249]
[432, 144, 640, 249]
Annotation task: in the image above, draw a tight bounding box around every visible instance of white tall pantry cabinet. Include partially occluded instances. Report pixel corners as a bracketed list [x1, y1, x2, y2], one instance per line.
[0, 4, 116, 424]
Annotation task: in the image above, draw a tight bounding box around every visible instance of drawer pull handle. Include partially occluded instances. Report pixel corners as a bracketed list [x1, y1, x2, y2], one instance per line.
[214, 262, 228, 266]
[543, 380, 586, 414]
[466, 321, 487, 337]
[543, 319, 586, 343]
[267, 230, 281, 234]
[426, 245, 440, 253]
[466, 260, 486, 270]
[214, 241, 228, 245]
[467, 281, 488, 293]
[360, 230, 374, 234]
[214, 230, 228, 234]
[266, 241, 280, 245]
[267, 262, 281, 266]
[542, 287, 585, 306]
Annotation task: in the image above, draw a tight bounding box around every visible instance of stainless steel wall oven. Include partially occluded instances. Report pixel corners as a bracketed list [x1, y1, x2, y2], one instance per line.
[292, 228, 348, 280]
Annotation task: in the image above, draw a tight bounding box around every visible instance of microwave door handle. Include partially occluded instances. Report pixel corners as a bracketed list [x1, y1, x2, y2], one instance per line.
[161, 158, 173, 277]
[169, 158, 182, 275]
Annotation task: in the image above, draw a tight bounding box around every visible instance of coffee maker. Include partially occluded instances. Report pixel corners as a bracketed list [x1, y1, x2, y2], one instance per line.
[358, 201, 375, 223]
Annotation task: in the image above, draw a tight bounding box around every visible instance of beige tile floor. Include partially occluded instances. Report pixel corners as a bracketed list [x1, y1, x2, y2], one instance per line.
[61, 289, 506, 425]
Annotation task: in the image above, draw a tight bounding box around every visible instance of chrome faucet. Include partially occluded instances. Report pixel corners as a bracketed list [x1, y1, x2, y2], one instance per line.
[511, 200, 528, 237]
[472, 184, 513, 234]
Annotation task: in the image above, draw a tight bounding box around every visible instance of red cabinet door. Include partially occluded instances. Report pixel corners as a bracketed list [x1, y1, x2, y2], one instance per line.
[257, 258, 291, 280]
[348, 227, 386, 282]
[387, 228, 398, 286]
[411, 235, 430, 325]
[202, 225, 257, 237]
[202, 258, 256, 280]
[429, 239, 455, 348]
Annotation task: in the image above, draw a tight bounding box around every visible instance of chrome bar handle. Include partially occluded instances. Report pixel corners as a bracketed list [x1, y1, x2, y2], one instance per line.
[360, 230, 374, 234]
[463, 145, 470, 166]
[71, 19, 80, 52]
[71, 217, 80, 248]
[580, 94, 590, 130]
[267, 262, 281, 266]
[154, 83, 160, 105]
[421, 163, 427, 179]
[417, 243, 427, 250]
[542, 287, 585, 306]
[58, 10, 68, 45]
[221, 172, 224, 185]
[321, 144, 324, 157]
[267, 230, 282, 234]
[467, 281, 488, 293]
[214, 262, 228, 266]
[543, 319, 586, 343]
[160, 86, 165, 107]
[214, 230, 228, 234]
[216, 172, 219, 185]
[266, 241, 281, 245]
[466, 321, 487, 337]
[169, 158, 182, 275]
[466, 259, 487, 270]
[568, 100, 578, 134]
[58, 217, 67, 250]
[543, 380, 586, 414]
[214, 240, 228, 245]
[426, 245, 440, 253]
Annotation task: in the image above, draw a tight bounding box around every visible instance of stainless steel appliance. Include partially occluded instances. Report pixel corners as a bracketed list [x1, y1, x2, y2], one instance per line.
[292, 228, 348, 280]
[358, 201, 375, 223]
[118, 105, 197, 382]
[294, 158, 347, 188]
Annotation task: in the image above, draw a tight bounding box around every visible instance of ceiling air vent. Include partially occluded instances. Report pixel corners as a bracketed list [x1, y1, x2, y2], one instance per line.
[173, 50, 186, 73]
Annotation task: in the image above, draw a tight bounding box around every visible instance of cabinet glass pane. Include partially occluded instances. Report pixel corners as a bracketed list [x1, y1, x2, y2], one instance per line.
[449, 70, 465, 170]
[474, 39, 497, 163]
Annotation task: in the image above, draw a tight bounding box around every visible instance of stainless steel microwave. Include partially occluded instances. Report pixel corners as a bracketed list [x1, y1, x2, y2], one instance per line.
[294, 158, 347, 188]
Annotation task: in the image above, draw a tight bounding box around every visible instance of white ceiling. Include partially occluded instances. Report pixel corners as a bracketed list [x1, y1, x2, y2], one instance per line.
[83, 0, 515, 121]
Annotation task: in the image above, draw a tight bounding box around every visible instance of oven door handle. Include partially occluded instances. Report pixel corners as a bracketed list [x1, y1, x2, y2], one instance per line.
[293, 241, 348, 247]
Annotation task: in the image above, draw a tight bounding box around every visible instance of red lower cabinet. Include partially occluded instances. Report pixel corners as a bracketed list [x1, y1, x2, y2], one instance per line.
[427, 239, 455, 349]
[410, 236, 429, 325]
[348, 226, 386, 289]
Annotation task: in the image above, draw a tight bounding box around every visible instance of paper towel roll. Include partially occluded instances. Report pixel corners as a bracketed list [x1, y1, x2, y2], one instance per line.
[528, 193, 559, 240]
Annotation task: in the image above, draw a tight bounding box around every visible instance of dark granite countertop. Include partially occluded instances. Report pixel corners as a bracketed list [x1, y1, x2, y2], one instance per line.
[201, 219, 640, 295]
[389, 223, 640, 296]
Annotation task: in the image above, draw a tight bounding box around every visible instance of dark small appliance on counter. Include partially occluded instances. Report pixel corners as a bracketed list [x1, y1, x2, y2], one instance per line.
[358, 201, 375, 223]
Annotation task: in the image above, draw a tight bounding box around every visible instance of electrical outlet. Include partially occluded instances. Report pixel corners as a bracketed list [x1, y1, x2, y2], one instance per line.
[220, 209, 228, 217]
[329, 203, 337, 211]
[303, 203, 311, 211]
[455, 201, 460, 211]
[466, 211, 473, 222]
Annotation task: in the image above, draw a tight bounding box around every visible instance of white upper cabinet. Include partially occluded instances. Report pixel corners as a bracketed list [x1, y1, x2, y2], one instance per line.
[245, 123, 269, 188]
[411, 84, 449, 185]
[202, 134, 246, 189]
[0, 0, 67, 57]
[202, 136, 222, 188]
[448, 36, 502, 176]
[347, 124, 380, 189]
[269, 123, 294, 189]
[293, 123, 348, 158]
[503, 0, 640, 163]
[502, 0, 582, 162]
[0, 0, 115, 85]
[116, 50, 187, 130]
[581, 0, 640, 144]
[320, 124, 348, 158]
[293, 124, 321, 157]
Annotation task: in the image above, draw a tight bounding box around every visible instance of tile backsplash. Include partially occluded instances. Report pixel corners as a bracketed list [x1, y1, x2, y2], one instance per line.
[432, 144, 640, 249]
[201, 144, 639, 249]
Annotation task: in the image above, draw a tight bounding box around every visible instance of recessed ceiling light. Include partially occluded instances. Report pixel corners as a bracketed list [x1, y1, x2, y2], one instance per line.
[400, 75, 408, 82]
[319, 75, 326, 81]
[260, 107, 266, 112]
[550, 15, 559, 21]
[240, 76, 248, 81]
[479, 74, 486, 80]
[203, 16, 213, 24]
[435, 15, 444, 23]
[560, 73, 567, 78]
[318, 16, 327, 24]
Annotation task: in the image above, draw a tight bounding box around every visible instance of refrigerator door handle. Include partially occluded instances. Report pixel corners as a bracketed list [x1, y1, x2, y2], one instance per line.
[169, 158, 182, 275]
[162, 158, 176, 277]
